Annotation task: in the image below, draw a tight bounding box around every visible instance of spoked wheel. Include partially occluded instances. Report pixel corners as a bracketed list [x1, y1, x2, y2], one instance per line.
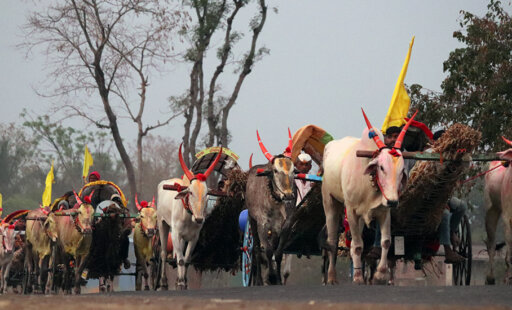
[453, 214, 472, 285]
[241, 220, 253, 287]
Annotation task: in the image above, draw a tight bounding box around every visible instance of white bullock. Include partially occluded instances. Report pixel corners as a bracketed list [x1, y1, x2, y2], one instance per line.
[156, 145, 222, 290]
[484, 136, 512, 284]
[322, 109, 416, 284]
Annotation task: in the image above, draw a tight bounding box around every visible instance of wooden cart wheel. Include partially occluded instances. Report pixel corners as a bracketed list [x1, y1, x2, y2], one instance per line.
[452, 214, 472, 285]
[242, 221, 253, 287]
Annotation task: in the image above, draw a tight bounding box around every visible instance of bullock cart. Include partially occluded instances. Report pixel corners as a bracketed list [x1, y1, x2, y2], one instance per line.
[155, 147, 245, 289]
[355, 123, 496, 286]
[241, 123, 489, 286]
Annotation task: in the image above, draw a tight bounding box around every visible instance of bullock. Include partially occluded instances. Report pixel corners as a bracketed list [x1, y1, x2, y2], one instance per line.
[245, 130, 295, 285]
[45, 191, 94, 294]
[25, 208, 52, 294]
[80, 182, 131, 292]
[156, 144, 222, 290]
[0, 223, 17, 293]
[484, 136, 512, 284]
[133, 196, 157, 291]
[322, 109, 416, 284]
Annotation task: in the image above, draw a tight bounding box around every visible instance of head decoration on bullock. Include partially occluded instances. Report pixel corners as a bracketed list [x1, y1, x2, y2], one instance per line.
[256, 128, 293, 162]
[73, 190, 95, 206]
[135, 194, 156, 211]
[255, 129, 296, 202]
[362, 108, 418, 156]
[178, 143, 222, 182]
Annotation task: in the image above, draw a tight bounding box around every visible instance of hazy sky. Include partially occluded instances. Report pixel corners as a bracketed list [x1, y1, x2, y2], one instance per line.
[0, 1, 497, 170]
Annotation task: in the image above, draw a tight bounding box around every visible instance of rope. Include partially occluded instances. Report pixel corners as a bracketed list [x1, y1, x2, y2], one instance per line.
[460, 162, 504, 185]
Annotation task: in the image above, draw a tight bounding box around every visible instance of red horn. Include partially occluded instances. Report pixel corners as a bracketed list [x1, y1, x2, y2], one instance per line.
[178, 143, 195, 181]
[361, 108, 386, 150]
[249, 153, 253, 169]
[256, 130, 274, 162]
[150, 196, 156, 209]
[284, 127, 293, 157]
[204, 147, 223, 178]
[73, 190, 83, 206]
[394, 110, 418, 150]
[84, 190, 95, 204]
[135, 193, 142, 211]
[502, 136, 512, 147]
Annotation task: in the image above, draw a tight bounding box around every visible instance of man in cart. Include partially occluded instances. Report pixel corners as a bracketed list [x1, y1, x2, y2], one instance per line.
[295, 153, 313, 204]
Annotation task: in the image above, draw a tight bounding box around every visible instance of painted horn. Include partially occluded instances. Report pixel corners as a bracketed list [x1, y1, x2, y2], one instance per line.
[73, 190, 83, 206]
[393, 110, 418, 150]
[204, 147, 223, 178]
[284, 127, 293, 157]
[361, 108, 386, 150]
[256, 130, 274, 161]
[135, 193, 142, 211]
[502, 136, 512, 147]
[150, 196, 156, 209]
[83, 190, 95, 204]
[249, 153, 253, 169]
[178, 143, 195, 181]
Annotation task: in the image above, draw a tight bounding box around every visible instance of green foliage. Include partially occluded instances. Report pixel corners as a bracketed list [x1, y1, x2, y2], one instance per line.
[410, 0, 512, 151]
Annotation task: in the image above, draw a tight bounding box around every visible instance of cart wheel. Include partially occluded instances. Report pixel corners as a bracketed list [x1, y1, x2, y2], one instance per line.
[242, 221, 253, 287]
[453, 214, 472, 285]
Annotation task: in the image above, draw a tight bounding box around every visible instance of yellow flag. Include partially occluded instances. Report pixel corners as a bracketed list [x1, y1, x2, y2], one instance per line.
[0, 193, 3, 217]
[42, 161, 54, 207]
[382, 36, 415, 133]
[82, 145, 94, 179]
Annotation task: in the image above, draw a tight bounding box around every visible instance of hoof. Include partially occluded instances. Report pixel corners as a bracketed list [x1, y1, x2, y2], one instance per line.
[144, 285, 150, 291]
[157, 285, 168, 291]
[176, 283, 187, 290]
[353, 276, 365, 285]
[485, 276, 495, 285]
[326, 277, 338, 285]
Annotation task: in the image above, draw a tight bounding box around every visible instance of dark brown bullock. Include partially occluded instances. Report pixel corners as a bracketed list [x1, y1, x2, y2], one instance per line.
[245, 130, 295, 285]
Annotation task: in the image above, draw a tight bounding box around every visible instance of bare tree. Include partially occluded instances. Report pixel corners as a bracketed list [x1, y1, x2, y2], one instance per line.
[22, 0, 187, 208]
[177, 0, 269, 165]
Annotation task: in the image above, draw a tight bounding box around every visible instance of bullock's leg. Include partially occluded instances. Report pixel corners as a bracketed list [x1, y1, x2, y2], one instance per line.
[504, 218, 512, 284]
[173, 234, 187, 290]
[73, 256, 84, 295]
[323, 195, 343, 285]
[346, 209, 364, 284]
[41, 255, 51, 294]
[282, 254, 292, 285]
[143, 261, 150, 290]
[485, 204, 501, 285]
[181, 238, 199, 290]
[274, 250, 283, 285]
[134, 247, 143, 291]
[374, 211, 391, 283]
[157, 221, 170, 290]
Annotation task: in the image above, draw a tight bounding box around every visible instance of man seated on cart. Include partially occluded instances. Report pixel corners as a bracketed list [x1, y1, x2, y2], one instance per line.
[295, 153, 313, 204]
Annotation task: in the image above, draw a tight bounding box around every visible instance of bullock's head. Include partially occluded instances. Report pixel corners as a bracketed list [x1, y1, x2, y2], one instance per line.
[0, 222, 17, 255]
[498, 136, 512, 161]
[361, 109, 418, 208]
[44, 214, 58, 242]
[135, 195, 157, 237]
[72, 190, 95, 234]
[256, 129, 295, 201]
[175, 144, 223, 224]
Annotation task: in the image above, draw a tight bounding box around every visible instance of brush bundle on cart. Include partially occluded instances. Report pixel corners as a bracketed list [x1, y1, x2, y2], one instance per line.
[392, 123, 481, 235]
[191, 168, 248, 272]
